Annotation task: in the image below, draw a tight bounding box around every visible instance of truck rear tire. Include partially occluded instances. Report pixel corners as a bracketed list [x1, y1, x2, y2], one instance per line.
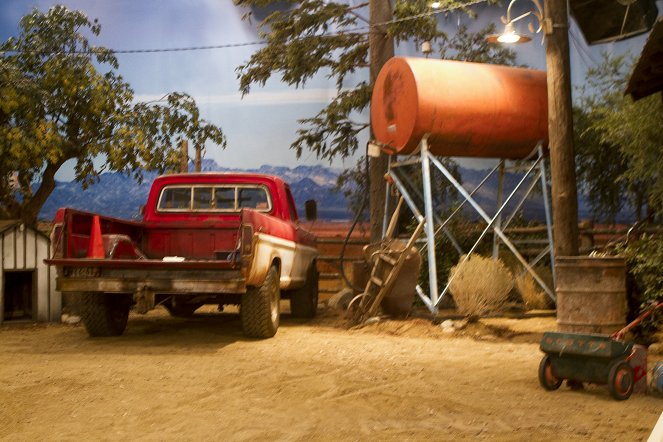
[241, 265, 280, 339]
[81, 292, 131, 337]
[289, 264, 318, 318]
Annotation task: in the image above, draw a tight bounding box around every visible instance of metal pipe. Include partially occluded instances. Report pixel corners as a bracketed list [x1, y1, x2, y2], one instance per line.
[420, 135, 439, 310]
[388, 172, 424, 222]
[538, 143, 556, 286]
[492, 162, 506, 258]
[382, 155, 392, 237]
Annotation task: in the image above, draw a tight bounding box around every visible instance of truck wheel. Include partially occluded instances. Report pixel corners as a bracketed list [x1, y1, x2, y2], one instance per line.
[289, 264, 319, 318]
[241, 265, 280, 339]
[81, 292, 131, 337]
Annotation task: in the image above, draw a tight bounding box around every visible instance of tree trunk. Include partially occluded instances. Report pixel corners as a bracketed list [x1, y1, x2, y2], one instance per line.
[545, 0, 579, 257]
[180, 139, 189, 173]
[368, 0, 394, 242]
[20, 162, 61, 226]
[195, 144, 202, 172]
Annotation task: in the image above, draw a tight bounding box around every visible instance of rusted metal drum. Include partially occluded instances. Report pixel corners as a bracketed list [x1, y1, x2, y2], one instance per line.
[370, 57, 548, 158]
[555, 256, 627, 334]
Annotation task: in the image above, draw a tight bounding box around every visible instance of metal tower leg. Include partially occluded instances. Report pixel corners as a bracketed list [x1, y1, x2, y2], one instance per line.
[420, 136, 439, 312]
[539, 144, 556, 286]
[492, 161, 505, 259]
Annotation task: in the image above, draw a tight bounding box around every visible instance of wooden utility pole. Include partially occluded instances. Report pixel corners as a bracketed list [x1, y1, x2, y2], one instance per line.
[368, 0, 394, 242]
[179, 139, 189, 173]
[544, 0, 579, 257]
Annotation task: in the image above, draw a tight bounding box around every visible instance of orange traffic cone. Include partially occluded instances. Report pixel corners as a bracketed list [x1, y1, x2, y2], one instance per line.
[87, 215, 104, 259]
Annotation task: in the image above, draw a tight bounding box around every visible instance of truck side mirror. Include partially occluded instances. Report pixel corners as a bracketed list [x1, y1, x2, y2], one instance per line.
[304, 200, 317, 221]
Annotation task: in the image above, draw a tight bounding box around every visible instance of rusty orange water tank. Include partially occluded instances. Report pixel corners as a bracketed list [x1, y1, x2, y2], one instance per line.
[370, 57, 548, 159]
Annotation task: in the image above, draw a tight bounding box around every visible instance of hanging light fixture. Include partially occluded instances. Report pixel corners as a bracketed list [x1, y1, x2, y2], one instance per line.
[486, 22, 532, 43]
[486, 0, 543, 44]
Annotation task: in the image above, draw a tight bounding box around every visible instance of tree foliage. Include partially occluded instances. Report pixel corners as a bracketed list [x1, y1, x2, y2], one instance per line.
[0, 6, 225, 224]
[574, 53, 662, 222]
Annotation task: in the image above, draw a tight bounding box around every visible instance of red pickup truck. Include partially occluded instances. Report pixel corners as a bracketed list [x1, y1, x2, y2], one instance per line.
[46, 173, 319, 339]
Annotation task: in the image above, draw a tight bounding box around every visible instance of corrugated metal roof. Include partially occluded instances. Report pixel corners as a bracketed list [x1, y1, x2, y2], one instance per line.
[626, 17, 663, 100]
[570, 0, 658, 45]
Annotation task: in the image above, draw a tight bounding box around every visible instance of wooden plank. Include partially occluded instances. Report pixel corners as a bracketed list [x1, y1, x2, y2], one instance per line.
[26, 229, 36, 269]
[3, 230, 14, 270]
[0, 237, 3, 326]
[37, 238, 50, 322]
[48, 240, 60, 322]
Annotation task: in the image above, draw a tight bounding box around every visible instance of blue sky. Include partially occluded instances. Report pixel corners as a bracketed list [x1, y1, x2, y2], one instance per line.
[1, 1, 659, 181]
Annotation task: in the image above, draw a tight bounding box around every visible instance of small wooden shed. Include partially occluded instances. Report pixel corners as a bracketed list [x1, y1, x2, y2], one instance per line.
[0, 221, 59, 324]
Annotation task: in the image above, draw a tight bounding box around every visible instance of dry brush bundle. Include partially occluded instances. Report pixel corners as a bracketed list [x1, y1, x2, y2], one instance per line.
[515, 272, 551, 311]
[448, 255, 513, 317]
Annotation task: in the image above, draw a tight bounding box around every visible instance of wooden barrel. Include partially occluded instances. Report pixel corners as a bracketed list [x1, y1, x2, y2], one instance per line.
[555, 256, 627, 334]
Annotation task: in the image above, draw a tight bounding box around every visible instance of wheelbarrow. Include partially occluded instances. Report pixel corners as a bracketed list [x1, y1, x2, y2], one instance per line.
[538, 301, 663, 401]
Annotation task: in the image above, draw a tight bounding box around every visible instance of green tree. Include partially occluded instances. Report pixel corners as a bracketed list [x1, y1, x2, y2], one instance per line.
[0, 6, 225, 225]
[574, 53, 662, 222]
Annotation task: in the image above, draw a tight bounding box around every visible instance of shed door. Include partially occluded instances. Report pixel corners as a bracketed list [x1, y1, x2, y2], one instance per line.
[3, 270, 34, 321]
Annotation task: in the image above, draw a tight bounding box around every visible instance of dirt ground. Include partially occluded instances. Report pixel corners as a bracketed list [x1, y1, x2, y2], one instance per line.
[1, 305, 661, 441]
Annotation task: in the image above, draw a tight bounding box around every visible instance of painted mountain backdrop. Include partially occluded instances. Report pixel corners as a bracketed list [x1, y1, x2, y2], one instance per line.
[40, 160, 349, 221]
[39, 159, 624, 223]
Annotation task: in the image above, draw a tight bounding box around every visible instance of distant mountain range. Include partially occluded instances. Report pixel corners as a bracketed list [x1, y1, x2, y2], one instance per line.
[39, 161, 349, 221]
[38, 159, 628, 223]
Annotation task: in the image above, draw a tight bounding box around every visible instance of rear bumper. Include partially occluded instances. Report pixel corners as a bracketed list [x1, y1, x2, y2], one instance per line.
[50, 261, 246, 295]
[56, 275, 245, 294]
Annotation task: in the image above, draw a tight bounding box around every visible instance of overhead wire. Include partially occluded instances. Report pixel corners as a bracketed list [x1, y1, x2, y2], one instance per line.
[0, 0, 491, 56]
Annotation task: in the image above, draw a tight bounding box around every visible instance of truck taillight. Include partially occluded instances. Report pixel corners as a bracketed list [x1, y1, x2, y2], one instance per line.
[241, 224, 254, 256]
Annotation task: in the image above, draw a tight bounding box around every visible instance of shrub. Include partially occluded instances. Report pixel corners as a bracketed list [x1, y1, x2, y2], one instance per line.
[618, 234, 663, 304]
[614, 234, 663, 344]
[515, 272, 550, 310]
[448, 255, 513, 317]
[417, 222, 492, 308]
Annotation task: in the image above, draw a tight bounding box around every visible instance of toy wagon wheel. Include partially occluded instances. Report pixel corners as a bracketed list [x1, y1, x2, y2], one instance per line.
[538, 355, 562, 391]
[608, 360, 634, 401]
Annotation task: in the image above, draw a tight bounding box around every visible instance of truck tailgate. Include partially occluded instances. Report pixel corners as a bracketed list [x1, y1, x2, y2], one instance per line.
[45, 257, 238, 270]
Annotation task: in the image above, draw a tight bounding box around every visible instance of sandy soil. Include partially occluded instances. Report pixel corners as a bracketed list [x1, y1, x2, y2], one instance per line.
[0, 306, 661, 441]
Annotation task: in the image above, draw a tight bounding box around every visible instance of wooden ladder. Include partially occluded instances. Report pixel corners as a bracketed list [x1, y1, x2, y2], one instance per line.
[352, 197, 425, 324]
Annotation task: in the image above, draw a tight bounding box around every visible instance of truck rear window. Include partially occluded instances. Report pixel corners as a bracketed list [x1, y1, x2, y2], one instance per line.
[158, 185, 272, 213]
